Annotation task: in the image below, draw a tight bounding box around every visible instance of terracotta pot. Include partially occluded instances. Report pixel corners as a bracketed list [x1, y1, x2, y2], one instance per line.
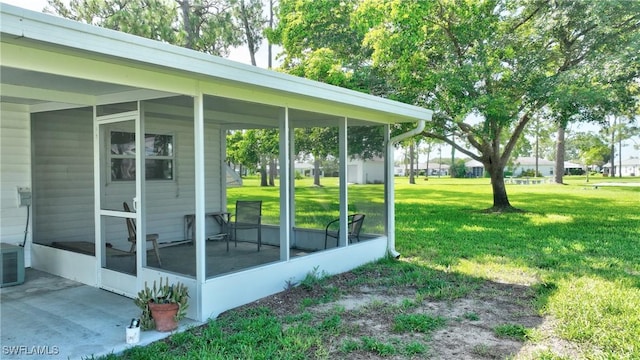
[148, 302, 179, 332]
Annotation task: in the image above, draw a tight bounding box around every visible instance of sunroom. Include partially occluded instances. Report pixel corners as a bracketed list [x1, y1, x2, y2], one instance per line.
[0, 5, 432, 322]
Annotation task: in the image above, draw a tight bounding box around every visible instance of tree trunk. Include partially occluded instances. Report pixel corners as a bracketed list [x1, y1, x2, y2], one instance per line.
[450, 135, 455, 178]
[260, 156, 268, 186]
[610, 117, 616, 177]
[535, 122, 539, 177]
[268, 0, 274, 69]
[618, 133, 622, 178]
[239, 0, 257, 66]
[485, 159, 513, 211]
[409, 142, 415, 184]
[179, 0, 195, 49]
[268, 157, 275, 186]
[425, 143, 431, 179]
[313, 158, 321, 186]
[586, 165, 590, 182]
[554, 125, 565, 184]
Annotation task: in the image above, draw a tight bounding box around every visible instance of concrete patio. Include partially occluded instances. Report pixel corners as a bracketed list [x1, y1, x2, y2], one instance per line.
[0, 240, 320, 359]
[0, 269, 202, 360]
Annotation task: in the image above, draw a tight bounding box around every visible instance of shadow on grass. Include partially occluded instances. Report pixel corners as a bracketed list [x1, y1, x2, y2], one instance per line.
[395, 187, 640, 288]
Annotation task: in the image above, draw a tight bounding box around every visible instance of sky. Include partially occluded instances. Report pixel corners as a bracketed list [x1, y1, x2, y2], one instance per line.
[2, 0, 638, 162]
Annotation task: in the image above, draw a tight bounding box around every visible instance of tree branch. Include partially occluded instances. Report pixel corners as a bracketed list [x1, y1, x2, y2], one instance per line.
[510, 4, 542, 32]
[500, 111, 533, 164]
[421, 131, 481, 161]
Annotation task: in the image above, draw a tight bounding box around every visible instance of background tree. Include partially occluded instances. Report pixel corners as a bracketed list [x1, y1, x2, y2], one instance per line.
[233, 0, 266, 66]
[252, 129, 279, 187]
[47, 0, 245, 56]
[177, 0, 241, 56]
[355, 0, 640, 210]
[226, 130, 247, 176]
[295, 127, 337, 187]
[46, 0, 179, 42]
[602, 115, 640, 177]
[571, 132, 609, 182]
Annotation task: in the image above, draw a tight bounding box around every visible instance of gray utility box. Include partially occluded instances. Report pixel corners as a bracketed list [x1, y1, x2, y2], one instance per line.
[0, 243, 25, 287]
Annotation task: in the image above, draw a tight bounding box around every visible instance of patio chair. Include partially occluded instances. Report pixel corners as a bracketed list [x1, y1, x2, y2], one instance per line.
[123, 202, 162, 266]
[324, 213, 365, 249]
[230, 200, 262, 251]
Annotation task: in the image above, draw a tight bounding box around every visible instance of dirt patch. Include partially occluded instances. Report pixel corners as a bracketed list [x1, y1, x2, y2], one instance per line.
[224, 269, 582, 359]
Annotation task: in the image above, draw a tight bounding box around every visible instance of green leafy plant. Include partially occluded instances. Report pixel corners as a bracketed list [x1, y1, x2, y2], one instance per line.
[393, 313, 446, 334]
[300, 266, 327, 291]
[134, 277, 189, 330]
[494, 323, 528, 341]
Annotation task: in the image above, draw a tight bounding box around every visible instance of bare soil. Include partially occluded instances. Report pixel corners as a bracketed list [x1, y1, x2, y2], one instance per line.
[228, 268, 583, 359]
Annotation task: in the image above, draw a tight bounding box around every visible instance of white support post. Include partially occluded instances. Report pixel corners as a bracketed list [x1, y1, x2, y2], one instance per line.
[288, 114, 296, 247]
[384, 124, 395, 254]
[220, 125, 227, 212]
[194, 93, 206, 320]
[136, 101, 146, 275]
[279, 107, 291, 260]
[339, 117, 348, 247]
[92, 105, 102, 283]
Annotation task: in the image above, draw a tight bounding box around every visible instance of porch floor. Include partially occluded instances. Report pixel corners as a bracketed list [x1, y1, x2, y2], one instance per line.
[0, 268, 202, 360]
[54, 238, 317, 278]
[0, 241, 319, 359]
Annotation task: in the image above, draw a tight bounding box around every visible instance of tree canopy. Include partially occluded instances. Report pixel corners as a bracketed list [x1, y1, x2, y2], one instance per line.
[46, 0, 266, 57]
[269, 0, 640, 211]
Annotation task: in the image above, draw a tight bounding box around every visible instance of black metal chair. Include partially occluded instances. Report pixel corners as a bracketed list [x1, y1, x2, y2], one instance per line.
[230, 200, 262, 251]
[324, 214, 365, 249]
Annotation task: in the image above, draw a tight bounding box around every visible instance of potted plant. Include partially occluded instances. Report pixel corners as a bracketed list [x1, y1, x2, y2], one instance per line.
[134, 277, 189, 332]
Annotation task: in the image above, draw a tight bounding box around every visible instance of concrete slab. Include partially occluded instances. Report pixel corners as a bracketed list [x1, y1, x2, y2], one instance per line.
[0, 269, 202, 360]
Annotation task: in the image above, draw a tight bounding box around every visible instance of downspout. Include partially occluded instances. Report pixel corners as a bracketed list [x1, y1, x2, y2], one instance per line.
[386, 119, 427, 258]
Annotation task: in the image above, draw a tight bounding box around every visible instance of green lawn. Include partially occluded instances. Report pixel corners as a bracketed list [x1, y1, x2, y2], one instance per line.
[109, 176, 640, 359]
[394, 177, 640, 358]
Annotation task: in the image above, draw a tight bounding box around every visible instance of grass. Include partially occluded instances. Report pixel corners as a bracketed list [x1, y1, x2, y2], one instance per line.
[494, 323, 529, 340]
[107, 175, 640, 359]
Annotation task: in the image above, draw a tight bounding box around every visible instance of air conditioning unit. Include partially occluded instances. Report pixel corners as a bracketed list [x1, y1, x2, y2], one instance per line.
[0, 243, 25, 287]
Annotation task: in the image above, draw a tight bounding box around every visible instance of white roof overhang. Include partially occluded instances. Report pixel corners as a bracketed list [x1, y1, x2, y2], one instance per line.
[0, 4, 433, 126]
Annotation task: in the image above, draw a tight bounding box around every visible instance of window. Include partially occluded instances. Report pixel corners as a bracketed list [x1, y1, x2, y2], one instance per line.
[110, 131, 174, 181]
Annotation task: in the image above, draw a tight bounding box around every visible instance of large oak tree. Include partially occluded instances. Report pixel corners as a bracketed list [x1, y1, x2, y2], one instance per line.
[356, 0, 639, 210]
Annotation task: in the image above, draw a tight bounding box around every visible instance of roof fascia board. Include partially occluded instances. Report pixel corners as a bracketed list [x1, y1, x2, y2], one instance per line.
[1, 5, 432, 123]
[199, 81, 415, 124]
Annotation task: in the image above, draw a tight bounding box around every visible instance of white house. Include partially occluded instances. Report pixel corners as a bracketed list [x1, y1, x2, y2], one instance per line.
[465, 157, 584, 177]
[510, 157, 556, 176]
[0, 3, 432, 328]
[347, 157, 385, 184]
[602, 158, 640, 177]
[395, 162, 449, 177]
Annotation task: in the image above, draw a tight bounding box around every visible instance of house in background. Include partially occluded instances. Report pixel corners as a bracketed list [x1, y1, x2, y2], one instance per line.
[0, 3, 432, 326]
[465, 159, 485, 178]
[508, 157, 556, 176]
[463, 157, 585, 178]
[602, 158, 640, 177]
[347, 157, 385, 184]
[294, 161, 320, 178]
[295, 157, 385, 184]
[394, 162, 449, 177]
